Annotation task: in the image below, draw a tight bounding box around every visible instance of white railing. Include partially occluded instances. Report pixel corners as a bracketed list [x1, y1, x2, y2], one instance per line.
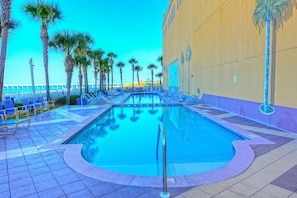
[159, 121, 170, 198]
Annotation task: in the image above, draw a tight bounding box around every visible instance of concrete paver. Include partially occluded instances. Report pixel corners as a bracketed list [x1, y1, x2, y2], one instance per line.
[1, 104, 296, 197]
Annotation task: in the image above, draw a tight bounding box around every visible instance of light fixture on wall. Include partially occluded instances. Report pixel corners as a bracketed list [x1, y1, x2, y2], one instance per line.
[186, 45, 191, 62]
[233, 76, 237, 83]
[180, 51, 185, 64]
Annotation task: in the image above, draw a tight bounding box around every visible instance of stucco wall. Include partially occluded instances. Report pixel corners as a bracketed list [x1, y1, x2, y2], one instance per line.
[162, 0, 297, 132]
[163, 0, 297, 108]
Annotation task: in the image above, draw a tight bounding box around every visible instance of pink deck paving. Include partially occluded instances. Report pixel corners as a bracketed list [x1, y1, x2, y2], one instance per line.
[42, 104, 274, 187]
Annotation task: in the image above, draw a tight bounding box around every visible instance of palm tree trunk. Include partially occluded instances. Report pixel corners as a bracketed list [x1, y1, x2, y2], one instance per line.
[0, 26, 9, 102]
[103, 74, 106, 91]
[99, 70, 102, 91]
[0, 0, 12, 101]
[101, 71, 103, 91]
[41, 25, 51, 101]
[270, 20, 277, 105]
[111, 66, 114, 89]
[107, 72, 109, 90]
[83, 66, 89, 93]
[120, 68, 123, 88]
[137, 71, 140, 85]
[100, 70, 103, 91]
[65, 56, 74, 105]
[132, 65, 134, 91]
[0, 27, 9, 102]
[79, 67, 83, 95]
[263, 13, 271, 112]
[151, 70, 154, 86]
[66, 71, 72, 105]
[94, 63, 98, 92]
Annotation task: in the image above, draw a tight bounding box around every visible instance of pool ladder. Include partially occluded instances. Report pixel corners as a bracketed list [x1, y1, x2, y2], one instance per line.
[159, 122, 170, 198]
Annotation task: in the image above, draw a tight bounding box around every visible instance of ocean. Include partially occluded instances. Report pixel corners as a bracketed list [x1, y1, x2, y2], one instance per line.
[3, 84, 83, 103]
[2, 83, 123, 103]
[3, 84, 73, 94]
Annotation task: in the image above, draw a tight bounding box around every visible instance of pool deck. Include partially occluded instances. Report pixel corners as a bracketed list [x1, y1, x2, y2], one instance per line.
[1, 104, 297, 197]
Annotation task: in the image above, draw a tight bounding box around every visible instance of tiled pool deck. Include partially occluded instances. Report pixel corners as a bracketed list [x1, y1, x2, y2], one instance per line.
[1, 103, 297, 197]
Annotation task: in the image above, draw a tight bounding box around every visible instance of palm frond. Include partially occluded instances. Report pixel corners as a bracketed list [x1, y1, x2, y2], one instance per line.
[253, 0, 291, 29]
[24, 1, 62, 25]
[49, 31, 78, 56]
[147, 64, 157, 70]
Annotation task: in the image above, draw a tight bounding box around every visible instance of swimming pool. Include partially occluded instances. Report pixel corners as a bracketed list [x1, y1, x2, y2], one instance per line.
[123, 93, 165, 105]
[67, 105, 247, 176]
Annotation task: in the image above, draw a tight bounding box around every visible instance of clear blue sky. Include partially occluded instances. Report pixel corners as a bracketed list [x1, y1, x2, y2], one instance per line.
[4, 0, 168, 85]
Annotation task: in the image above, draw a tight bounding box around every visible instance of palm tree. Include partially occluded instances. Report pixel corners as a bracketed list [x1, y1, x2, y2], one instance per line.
[88, 49, 104, 92]
[134, 65, 143, 85]
[109, 109, 119, 131]
[157, 56, 163, 87]
[148, 106, 158, 115]
[253, 0, 291, 114]
[105, 64, 112, 91]
[82, 59, 92, 93]
[99, 57, 109, 91]
[116, 61, 125, 88]
[75, 33, 93, 93]
[157, 56, 163, 67]
[148, 96, 158, 114]
[0, 18, 18, 36]
[147, 64, 158, 87]
[98, 58, 108, 91]
[49, 31, 78, 105]
[0, 0, 14, 101]
[74, 55, 87, 95]
[107, 52, 117, 89]
[24, 1, 62, 101]
[130, 107, 139, 122]
[129, 58, 138, 91]
[117, 107, 126, 120]
[156, 72, 163, 85]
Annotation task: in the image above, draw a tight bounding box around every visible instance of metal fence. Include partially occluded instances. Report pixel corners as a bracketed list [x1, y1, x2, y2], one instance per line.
[2, 88, 86, 104]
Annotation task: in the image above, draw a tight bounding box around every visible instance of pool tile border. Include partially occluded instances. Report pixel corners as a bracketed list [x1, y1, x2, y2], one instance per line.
[42, 104, 275, 187]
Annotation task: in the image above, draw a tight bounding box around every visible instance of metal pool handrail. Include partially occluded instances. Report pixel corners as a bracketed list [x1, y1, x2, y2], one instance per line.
[159, 121, 170, 198]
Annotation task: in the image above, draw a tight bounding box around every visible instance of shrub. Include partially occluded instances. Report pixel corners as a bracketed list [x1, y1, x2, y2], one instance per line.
[70, 95, 81, 105]
[55, 96, 66, 105]
[56, 95, 81, 105]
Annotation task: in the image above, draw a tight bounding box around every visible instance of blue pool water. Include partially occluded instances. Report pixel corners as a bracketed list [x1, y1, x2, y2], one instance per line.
[124, 93, 164, 105]
[68, 105, 246, 176]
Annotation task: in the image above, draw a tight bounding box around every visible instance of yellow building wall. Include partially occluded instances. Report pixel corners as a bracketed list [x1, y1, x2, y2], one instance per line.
[162, 0, 297, 108]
